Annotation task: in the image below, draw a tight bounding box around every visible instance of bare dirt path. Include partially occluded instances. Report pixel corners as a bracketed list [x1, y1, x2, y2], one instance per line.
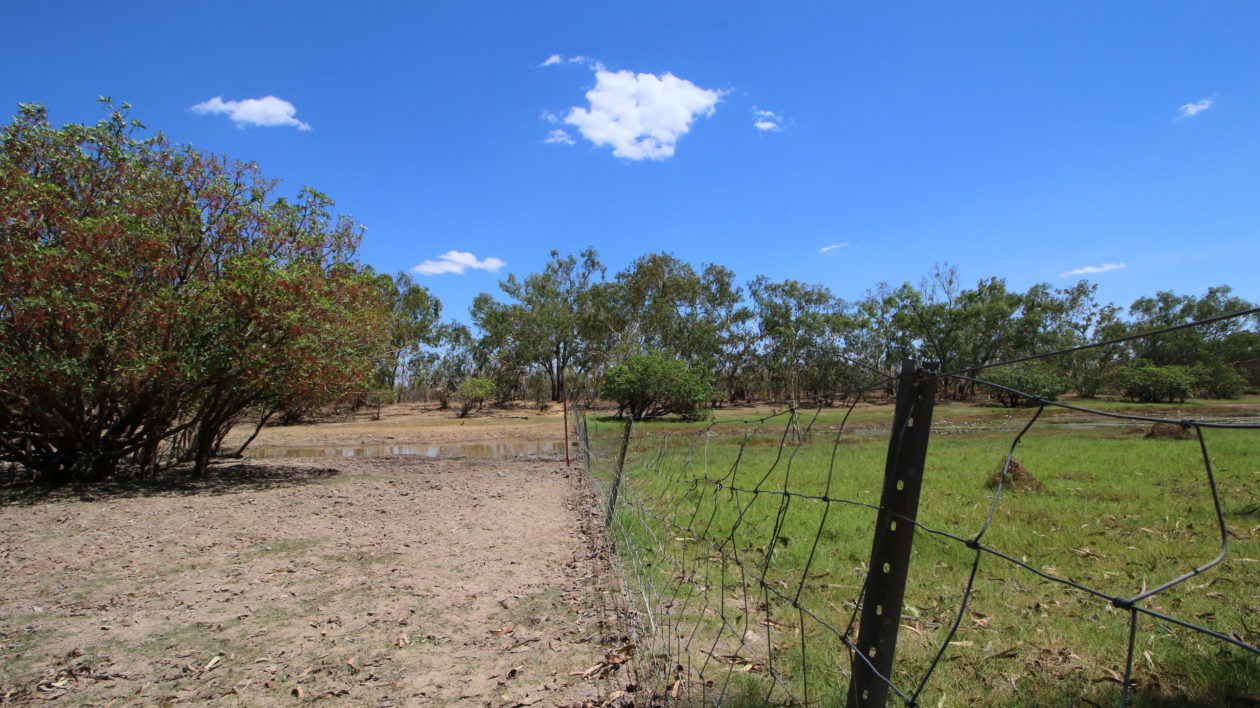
[0, 406, 632, 706]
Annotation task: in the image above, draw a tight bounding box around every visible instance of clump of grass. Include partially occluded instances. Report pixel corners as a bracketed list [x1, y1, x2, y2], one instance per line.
[1146, 422, 1195, 440]
[986, 456, 1044, 492]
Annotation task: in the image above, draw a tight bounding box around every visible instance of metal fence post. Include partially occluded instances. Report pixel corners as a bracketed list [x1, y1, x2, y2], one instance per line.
[605, 412, 634, 527]
[849, 360, 939, 707]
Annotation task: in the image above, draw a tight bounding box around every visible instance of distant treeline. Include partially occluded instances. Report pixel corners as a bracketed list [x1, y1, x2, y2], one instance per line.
[375, 250, 1259, 409]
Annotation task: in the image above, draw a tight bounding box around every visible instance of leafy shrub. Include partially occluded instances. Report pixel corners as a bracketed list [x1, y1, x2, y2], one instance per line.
[984, 364, 1069, 407]
[1111, 364, 1194, 403]
[1190, 362, 1248, 399]
[0, 102, 389, 483]
[455, 378, 496, 418]
[600, 354, 715, 421]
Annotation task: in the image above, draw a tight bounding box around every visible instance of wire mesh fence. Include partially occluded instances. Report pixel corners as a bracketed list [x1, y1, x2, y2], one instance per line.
[573, 367, 1259, 706]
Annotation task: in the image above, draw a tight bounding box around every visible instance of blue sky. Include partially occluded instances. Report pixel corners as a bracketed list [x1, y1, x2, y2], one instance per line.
[4, 1, 1258, 323]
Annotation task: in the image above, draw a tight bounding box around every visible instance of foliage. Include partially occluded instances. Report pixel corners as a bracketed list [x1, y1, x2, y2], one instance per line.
[600, 353, 714, 421]
[455, 377, 495, 418]
[749, 276, 855, 404]
[1111, 363, 1194, 403]
[369, 271, 441, 395]
[408, 321, 473, 409]
[471, 248, 607, 402]
[982, 363, 1070, 407]
[0, 102, 388, 482]
[364, 387, 395, 420]
[466, 252, 1255, 407]
[1190, 362, 1248, 399]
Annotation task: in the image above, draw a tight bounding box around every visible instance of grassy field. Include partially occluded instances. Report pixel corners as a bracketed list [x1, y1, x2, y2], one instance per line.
[581, 395, 1260, 706]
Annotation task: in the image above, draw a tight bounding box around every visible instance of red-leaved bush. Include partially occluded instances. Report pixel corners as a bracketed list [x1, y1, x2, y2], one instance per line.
[0, 102, 389, 482]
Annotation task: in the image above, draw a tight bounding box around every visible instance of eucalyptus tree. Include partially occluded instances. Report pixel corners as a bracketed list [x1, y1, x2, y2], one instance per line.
[370, 271, 442, 395]
[879, 265, 1104, 399]
[410, 321, 474, 409]
[748, 276, 852, 404]
[471, 248, 607, 402]
[1126, 286, 1257, 396]
[1127, 286, 1254, 366]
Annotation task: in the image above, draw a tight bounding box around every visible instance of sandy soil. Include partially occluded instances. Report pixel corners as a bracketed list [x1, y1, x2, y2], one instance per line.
[0, 406, 637, 706]
[226, 403, 578, 451]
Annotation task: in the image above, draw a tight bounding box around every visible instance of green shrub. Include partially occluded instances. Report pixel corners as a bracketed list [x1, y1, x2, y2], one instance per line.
[455, 377, 495, 418]
[1190, 362, 1247, 399]
[1111, 364, 1193, 403]
[983, 364, 1069, 407]
[600, 354, 715, 421]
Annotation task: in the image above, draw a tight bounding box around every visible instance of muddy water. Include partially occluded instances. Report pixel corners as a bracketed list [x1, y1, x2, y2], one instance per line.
[244, 439, 567, 459]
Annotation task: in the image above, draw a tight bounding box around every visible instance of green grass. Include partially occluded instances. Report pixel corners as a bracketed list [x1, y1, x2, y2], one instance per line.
[583, 399, 1260, 706]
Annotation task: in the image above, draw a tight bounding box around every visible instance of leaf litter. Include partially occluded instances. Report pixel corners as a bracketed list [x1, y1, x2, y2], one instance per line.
[0, 422, 636, 706]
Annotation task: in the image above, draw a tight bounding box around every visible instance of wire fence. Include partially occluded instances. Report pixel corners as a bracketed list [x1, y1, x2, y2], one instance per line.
[573, 366, 1259, 706]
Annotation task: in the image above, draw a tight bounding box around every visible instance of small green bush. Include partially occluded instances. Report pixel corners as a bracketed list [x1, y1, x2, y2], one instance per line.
[600, 353, 715, 421]
[1190, 362, 1247, 399]
[455, 377, 495, 418]
[984, 364, 1069, 407]
[1111, 364, 1193, 403]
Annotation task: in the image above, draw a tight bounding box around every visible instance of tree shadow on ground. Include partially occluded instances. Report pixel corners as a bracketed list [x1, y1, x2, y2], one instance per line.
[0, 462, 340, 507]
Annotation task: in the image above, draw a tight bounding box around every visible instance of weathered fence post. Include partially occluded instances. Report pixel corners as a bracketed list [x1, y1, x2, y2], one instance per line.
[605, 412, 634, 527]
[849, 360, 939, 707]
[563, 395, 571, 467]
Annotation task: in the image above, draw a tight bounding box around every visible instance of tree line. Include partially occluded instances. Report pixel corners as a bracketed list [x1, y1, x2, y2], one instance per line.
[383, 251, 1258, 412]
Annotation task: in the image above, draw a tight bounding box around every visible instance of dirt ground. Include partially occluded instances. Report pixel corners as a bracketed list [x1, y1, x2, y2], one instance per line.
[0, 405, 637, 706]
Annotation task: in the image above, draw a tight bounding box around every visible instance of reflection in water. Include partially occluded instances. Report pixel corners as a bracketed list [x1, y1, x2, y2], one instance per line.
[244, 440, 566, 460]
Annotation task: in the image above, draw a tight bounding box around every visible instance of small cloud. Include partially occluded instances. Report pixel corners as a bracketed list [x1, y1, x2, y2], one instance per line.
[190, 95, 311, 130]
[753, 107, 786, 132]
[1178, 97, 1214, 118]
[1060, 262, 1127, 278]
[412, 250, 507, 276]
[545, 129, 575, 145]
[539, 54, 598, 69]
[818, 243, 849, 254]
[555, 66, 724, 160]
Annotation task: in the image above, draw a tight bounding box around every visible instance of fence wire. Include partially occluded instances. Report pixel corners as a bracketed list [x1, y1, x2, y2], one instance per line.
[575, 375, 1259, 706]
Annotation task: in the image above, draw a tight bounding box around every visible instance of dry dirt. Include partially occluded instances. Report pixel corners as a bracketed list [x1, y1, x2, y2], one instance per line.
[0, 405, 638, 706]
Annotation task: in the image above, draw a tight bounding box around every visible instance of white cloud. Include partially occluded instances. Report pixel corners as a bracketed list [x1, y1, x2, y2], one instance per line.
[545, 129, 576, 145]
[753, 107, 786, 132]
[1060, 262, 1127, 278]
[818, 243, 849, 254]
[539, 54, 598, 69]
[558, 68, 724, 160]
[412, 251, 507, 276]
[1178, 97, 1213, 118]
[190, 95, 311, 130]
